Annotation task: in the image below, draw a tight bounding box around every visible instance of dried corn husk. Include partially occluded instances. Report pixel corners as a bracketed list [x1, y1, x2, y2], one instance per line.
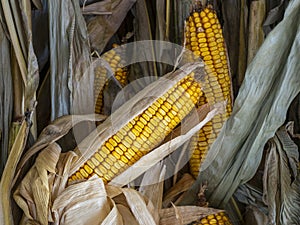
[69, 62, 205, 175]
[0, 16, 13, 176]
[13, 143, 158, 225]
[0, 121, 29, 225]
[86, 0, 136, 52]
[263, 123, 299, 224]
[47, 0, 92, 120]
[163, 174, 195, 208]
[14, 114, 106, 186]
[11, 61, 226, 224]
[159, 206, 223, 225]
[247, 0, 265, 65]
[110, 104, 220, 187]
[139, 162, 166, 223]
[14, 142, 224, 225]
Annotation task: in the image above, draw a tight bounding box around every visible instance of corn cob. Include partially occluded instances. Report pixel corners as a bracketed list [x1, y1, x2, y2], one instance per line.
[94, 44, 128, 115]
[191, 212, 233, 225]
[69, 73, 203, 184]
[185, 5, 233, 177]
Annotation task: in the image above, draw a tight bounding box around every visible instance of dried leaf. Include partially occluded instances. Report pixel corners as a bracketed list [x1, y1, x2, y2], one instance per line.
[222, 0, 242, 91]
[101, 199, 123, 225]
[280, 168, 300, 224]
[48, 0, 91, 120]
[237, 0, 248, 87]
[163, 173, 195, 208]
[139, 162, 166, 223]
[52, 176, 110, 225]
[32, 0, 49, 72]
[155, 0, 172, 76]
[244, 206, 269, 225]
[81, 0, 112, 15]
[234, 184, 267, 215]
[116, 204, 139, 225]
[287, 95, 300, 135]
[31, 0, 43, 10]
[123, 188, 156, 225]
[247, 0, 266, 65]
[172, 0, 194, 45]
[87, 0, 136, 52]
[0, 19, 13, 176]
[159, 206, 222, 225]
[15, 114, 106, 185]
[1, 0, 27, 84]
[262, 124, 299, 224]
[130, 0, 158, 79]
[276, 122, 299, 179]
[0, 121, 29, 225]
[263, 140, 280, 224]
[6, 0, 39, 113]
[263, 0, 289, 34]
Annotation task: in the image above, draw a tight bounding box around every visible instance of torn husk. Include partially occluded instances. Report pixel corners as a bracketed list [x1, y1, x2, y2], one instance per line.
[68, 62, 205, 177]
[159, 206, 223, 225]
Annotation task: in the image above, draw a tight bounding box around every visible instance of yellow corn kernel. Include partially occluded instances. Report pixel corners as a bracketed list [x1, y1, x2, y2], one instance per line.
[185, 4, 233, 178]
[191, 212, 232, 225]
[94, 44, 128, 115]
[69, 73, 202, 183]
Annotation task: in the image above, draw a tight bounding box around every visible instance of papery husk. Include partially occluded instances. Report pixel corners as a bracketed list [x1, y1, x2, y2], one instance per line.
[0, 17, 13, 176]
[14, 114, 106, 186]
[221, 0, 242, 92]
[0, 121, 29, 225]
[263, 0, 289, 35]
[1, 0, 39, 178]
[163, 173, 195, 208]
[31, 0, 42, 10]
[86, 0, 136, 52]
[116, 204, 139, 225]
[130, 0, 158, 79]
[139, 162, 166, 224]
[81, 0, 112, 15]
[122, 188, 157, 225]
[11, 62, 226, 225]
[47, 0, 92, 120]
[262, 123, 299, 224]
[2, 0, 39, 113]
[247, 0, 265, 65]
[159, 206, 223, 225]
[244, 206, 268, 225]
[13, 141, 111, 225]
[69, 62, 205, 176]
[236, 0, 248, 86]
[13, 141, 160, 225]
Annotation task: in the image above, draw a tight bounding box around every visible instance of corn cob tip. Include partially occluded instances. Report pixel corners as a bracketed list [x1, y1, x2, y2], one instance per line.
[192, 212, 233, 225]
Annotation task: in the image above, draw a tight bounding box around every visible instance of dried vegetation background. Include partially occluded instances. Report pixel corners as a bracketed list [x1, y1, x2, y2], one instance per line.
[0, 0, 299, 224]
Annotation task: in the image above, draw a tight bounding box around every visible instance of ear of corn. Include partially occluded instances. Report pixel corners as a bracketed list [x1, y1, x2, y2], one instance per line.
[192, 212, 233, 225]
[94, 44, 128, 115]
[185, 5, 233, 177]
[69, 73, 203, 184]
